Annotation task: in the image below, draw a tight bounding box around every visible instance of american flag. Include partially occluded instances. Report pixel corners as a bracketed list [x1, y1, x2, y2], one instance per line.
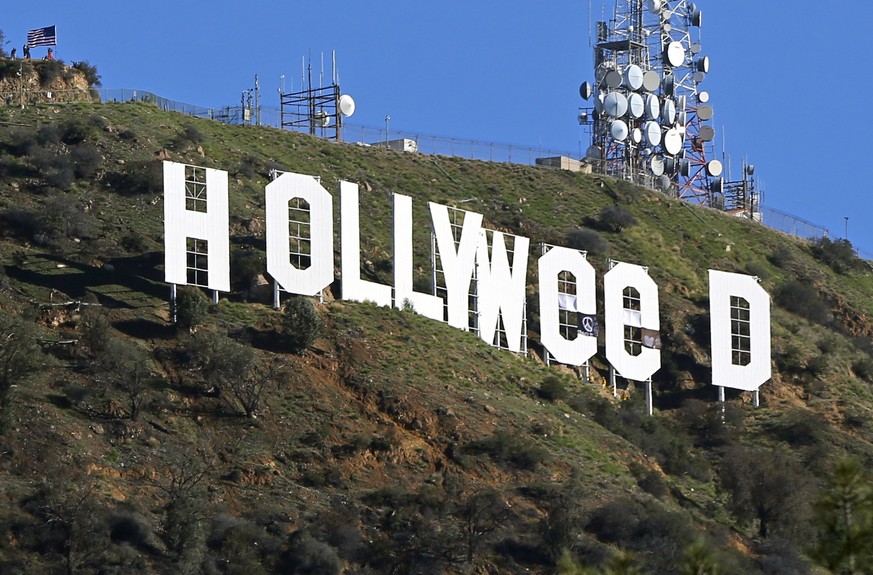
[27, 26, 57, 48]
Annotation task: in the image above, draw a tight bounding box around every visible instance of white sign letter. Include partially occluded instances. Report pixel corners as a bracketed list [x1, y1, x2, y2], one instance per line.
[709, 270, 771, 391]
[266, 172, 334, 296]
[476, 230, 530, 352]
[538, 247, 597, 366]
[604, 261, 660, 381]
[393, 194, 443, 320]
[163, 161, 230, 292]
[430, 203, 483, 329]
[341, 181, 392, 306]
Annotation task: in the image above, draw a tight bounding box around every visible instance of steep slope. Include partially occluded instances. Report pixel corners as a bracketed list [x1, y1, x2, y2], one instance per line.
[0, 100, 872, 574]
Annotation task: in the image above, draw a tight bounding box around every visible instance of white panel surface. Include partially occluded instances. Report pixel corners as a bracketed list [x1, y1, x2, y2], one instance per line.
[265, 172, 334, 296]
[163, 161, 230, 292]
[393, 193, 442, 320]
[709, 270, 771, 391]
[340, 181, 392, 306]
[476, 230, 530, 352]
[538, 246, 597, 366]
[604, 262, 660, 381]
[430, 203, 483, 330]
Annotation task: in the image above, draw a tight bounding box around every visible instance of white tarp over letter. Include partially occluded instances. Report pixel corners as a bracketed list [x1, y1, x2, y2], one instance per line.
[265, 172, 333, 296]
[709, 270, 771, 391]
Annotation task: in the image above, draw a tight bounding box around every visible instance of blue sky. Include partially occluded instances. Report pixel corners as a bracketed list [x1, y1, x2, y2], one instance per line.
[5, 1, 872, 256]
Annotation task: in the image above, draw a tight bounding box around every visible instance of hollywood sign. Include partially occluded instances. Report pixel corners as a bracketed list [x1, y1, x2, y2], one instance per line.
[163, 161, 770, 392]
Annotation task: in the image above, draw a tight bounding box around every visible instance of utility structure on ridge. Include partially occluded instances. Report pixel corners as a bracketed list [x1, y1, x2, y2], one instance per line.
[578, 0, 760, 219]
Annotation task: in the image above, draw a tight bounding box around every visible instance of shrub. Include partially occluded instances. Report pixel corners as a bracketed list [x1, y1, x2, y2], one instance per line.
[60, 118, 94, 145]
[768, 245, 794, 269]
[810, 237, 859, 274]
[538, 375, 568, 402]
[565, 227, 610, 255]
[281, 296, 322, 353]
[70, 144, 103, 178]
[72, 60, 101, 87]
[41, 193, 94, 238]
[852, 357, 873, 381]
[598, 205, 638, 232]
[470, 430, 550, 470]
[37, 60, 65, 88]
[182, 124, 205, 145]
[775, 280, 830, 324]
[175, 286, 210, 330]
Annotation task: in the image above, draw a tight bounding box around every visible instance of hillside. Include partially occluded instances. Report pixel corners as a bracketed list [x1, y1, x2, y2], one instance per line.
[1, 98, 873, 575]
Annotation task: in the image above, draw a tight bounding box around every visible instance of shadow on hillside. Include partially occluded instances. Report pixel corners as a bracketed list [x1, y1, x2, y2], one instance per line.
[5, 252, 166, 308]
[113, 318, 174, 340]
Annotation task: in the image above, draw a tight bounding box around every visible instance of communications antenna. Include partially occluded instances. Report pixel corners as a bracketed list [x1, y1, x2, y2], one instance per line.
[577, 1, 757, 217]
[280, 51, 355, 141]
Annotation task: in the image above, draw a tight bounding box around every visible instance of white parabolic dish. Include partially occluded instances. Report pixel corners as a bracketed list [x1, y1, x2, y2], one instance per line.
[339, 94, 356, 117]
[665, 42, 685, 67]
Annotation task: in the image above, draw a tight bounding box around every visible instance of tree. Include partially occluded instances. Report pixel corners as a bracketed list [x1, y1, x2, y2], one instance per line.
[97, 337, 153, 421]
[454, 488, 513, 563]
[0, 315, 44, 432]
[811, 459, 873, 574]
[187, 330, 267, 417]
[719, 445, 814, 540]
[175, 286, 209, 330]
[679, 538, 721, 575]
[281, 296, 322, 354]
[598, 205, 638, 233]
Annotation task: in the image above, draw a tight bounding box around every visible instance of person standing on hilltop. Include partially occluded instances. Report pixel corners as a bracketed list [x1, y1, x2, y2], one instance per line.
[45, 48, 53, 60]
[10, 47, 16, 59]
[23, 44, 30, 59]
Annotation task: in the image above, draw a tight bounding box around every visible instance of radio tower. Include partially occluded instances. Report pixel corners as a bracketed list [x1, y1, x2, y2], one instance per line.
[579, 1, 756, 213]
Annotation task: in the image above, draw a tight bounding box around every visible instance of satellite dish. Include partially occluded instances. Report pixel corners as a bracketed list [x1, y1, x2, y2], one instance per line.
[661, 99, 677, 125]
[644, 94, 660, 120]
[679, 158, 690, 177]
[746, 164, 755, 175]
[677, 109, 687, 127]
[642, 70, 660, 92]
[643, 121, 661, 146]
[314, 110, 330, 127]
[594, 91, 605, 114]
[603, 91, 629, 117]
[691, 10, 703, 27]
[663, 128, 683, 155]
[664, 157, 676, 175]
[624, 65, 644, 91]
[662, 74, 675, 96]
[690, 43, 702, 55]
[339, 94, 356, 117]
[579, 81, 594, 100]
[611, 119, 630, 141]
[646, 0, 663, 12]
[697, 104, 714, 121]
[663, 23, 672, 33]
[658, 175, 672, 190]
[605, 70, 623, 89]
[627, 92, 645, 118]
[710, 177, 724, 194]
[706, 159, 723, 177]
[586, 145, 603, 159]
[631, 127, 643, 144]
[693, 71, 707, 84]
[698, 125, 715, 141]
[697, 90, 710, 103]
[595, 64, 609, 84]
[697, 56, 710, 73]
[650, 156, 665, 176]
[665, 42, 685, 67]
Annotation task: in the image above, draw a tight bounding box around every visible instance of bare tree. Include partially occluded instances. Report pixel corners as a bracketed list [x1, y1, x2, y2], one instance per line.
[0, 315, 44, 431]
[98, 337, 153, 420]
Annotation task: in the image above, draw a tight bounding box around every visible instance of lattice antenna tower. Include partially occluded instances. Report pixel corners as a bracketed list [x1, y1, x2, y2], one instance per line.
[579, 0, 726, 206]
[280, 51, 356, 141]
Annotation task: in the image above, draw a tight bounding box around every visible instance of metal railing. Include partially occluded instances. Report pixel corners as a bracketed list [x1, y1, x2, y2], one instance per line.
[3, 86, 869, 260]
